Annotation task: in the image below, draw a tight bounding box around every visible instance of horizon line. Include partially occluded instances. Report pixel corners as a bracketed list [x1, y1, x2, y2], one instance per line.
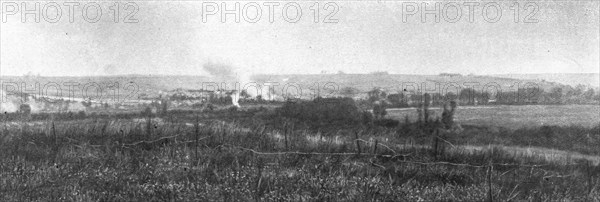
[1, 72, 599, 77]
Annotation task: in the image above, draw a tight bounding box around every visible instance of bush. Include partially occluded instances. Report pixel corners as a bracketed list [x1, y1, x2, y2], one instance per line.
[374, 118, 399, 128]
[142, 107, 153, 117]
[19, 104, 31, 114]
[77, 110, 86, 118]
[373, 101, 387, 119]
[361, 110, 374, 126]
[276, 97, 364, 126]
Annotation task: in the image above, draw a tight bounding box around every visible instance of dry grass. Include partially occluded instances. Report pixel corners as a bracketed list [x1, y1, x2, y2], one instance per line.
[1, 111, 599, 201]
[387, 104, 600, 129]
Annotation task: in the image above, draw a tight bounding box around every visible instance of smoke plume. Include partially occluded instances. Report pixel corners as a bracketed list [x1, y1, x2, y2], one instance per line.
[202, 61, 246, 108]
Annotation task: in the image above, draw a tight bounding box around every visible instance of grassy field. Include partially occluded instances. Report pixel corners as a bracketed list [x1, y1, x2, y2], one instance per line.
[387, 104, 600, 129]
[0, 103, 599, 201]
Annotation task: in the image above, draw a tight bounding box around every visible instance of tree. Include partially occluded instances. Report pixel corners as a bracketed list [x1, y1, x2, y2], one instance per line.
[478, 91, 491, 105]
[564, 86, 576, 98]
[372, 101, 387, 120]
[549, 87, 563, 104]
[416, 93, 432, 124]
[574, 85, 586, 97]
[368, 88, 385, 103]
[81, 100, 92, 108]
[387, 93, 408, 108]
[434, 100, 460, 159]
[459, 88, 475, 105]
[19, 104, 31, 115]
[444, 92, 457, 102]
[160, 99, 169, 114]
[441, 101, 457, 130]
[240, 90, 250, 99]
[339, 87, 359, 98]
[142, 107, 153, 117]
[583, 88, 595, 100]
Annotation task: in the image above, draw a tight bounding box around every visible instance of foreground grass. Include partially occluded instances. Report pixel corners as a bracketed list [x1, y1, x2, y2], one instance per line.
[0, 115, 599, 201]
[387, 104, 600, 129]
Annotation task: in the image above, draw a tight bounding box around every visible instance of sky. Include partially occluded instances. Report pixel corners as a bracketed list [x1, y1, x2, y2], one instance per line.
[1, 1, 599, 76]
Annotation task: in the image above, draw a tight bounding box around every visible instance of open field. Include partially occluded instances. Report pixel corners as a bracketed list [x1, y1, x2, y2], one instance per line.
[1, 102, 599, 201]
[1, 90, 599, 200]
[387, 104, 600, 129]
[1, 116, 599, 201]
[3, 0, 599, 200]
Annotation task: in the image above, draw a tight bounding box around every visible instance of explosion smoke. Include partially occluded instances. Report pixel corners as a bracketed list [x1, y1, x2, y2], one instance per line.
[0, 91, 19, 113]
[202, 61, 252, 108]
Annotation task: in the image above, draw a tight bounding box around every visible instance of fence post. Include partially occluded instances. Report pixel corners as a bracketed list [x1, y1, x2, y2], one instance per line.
[52, 121, 57, 164]
[284, 129, 288, 150]
[194, 115, 199, 165]
[487, 161, 494, 202]
[587, 160, 593, 197]
[255, 157, 264, 201]
[355, 131, 361, 156]
[433, 129, 439, 160]
[373, 139, 378, 155]
[146, 115, 152, 137]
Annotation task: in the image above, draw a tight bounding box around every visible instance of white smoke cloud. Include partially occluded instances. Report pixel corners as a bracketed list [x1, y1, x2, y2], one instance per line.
[202, 61, 260, 108]
[234, 70, 285, 102]
[201, 61, 287, 106]
[1, 91, 20, 113]
[25, 98, 42, 113]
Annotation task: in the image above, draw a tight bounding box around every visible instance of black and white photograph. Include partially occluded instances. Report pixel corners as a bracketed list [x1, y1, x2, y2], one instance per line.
[1, 0, 599, 201]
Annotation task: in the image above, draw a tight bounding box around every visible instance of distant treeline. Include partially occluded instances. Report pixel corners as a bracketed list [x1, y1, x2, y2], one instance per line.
[360, 85, 599, 108]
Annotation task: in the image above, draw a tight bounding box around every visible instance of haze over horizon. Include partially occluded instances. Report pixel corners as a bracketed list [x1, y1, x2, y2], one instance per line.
[1, 1, 599, 77]
[2, 72, 600, 77]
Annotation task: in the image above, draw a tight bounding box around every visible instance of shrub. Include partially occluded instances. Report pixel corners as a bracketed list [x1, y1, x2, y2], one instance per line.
[361, 110, 374, 126]
[77, 110, 86, 118]
[374, 118, 399, 128]
[19, 104, 31, 114]
[142, 107, 153, 117]
[373, 101, 387, 119]
[276, 97, 364, 126]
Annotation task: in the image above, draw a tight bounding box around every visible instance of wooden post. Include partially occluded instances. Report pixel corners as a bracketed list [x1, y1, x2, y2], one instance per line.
[439, 129, 446, 157]
[487, 161, 494, 202]
[433, 129, 439, 160]
[52, 121, 57, 163]
[255, 157, 264, 201]
[373, 139, 378, 155]
[146, 115, 152, 137]
[194, 115, 199, 165]
[355, 131, 361, 156]
[290, 123, 295, 149]
[587, 161, 593, 197]
[284, 128, 288, 150]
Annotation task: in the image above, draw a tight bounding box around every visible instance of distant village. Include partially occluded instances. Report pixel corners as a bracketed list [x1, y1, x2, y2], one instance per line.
[2, 80, 598, 116]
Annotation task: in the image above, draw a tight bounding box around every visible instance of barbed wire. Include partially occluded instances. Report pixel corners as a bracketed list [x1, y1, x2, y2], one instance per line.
[220, 144, 565, 169]
[4, 130, 591, 175]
